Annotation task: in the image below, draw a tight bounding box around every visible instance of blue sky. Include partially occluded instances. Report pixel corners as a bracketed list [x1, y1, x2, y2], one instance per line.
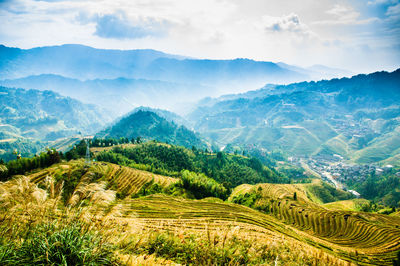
[0, 0, 399, 72]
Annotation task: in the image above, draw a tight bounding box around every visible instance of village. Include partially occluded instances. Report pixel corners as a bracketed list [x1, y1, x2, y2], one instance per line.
[289, 155, 398, 197]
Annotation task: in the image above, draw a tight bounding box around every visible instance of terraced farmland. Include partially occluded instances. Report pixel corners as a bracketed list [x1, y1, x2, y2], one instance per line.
[105, 163, 177, 194]
[323, 199, 371, 211]
[230, 183, 400, 265]
[28, 160, 177, 195]
[23, 161, 400, 264]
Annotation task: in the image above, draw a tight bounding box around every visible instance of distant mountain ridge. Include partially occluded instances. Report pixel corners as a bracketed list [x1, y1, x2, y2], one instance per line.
[188, 69, 400, 164]
[0, 44, 307, 82]
[0, 74, 212, 116]
[0, 44, 352, 114]
[0, 44, 186, 80]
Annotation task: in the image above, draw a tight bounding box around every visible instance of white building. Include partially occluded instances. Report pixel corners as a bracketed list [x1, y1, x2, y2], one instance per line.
[348, 190, 361, 198]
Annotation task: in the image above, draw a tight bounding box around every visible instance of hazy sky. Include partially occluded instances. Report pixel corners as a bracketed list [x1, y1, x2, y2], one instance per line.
[1, 0, 399, 72]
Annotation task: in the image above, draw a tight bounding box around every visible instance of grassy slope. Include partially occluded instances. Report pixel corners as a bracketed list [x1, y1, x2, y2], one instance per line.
[352, 127, 400, 164]
[24, 160, 400, 265]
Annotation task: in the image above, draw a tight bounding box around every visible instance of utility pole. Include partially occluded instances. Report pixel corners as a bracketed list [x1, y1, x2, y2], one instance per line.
[85, 138, 91, 165]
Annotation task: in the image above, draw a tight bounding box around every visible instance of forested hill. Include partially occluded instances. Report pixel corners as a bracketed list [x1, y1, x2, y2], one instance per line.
[0, 86, 112, 141]
[188, 69, 400, 164]
[96, 110, 204, 149]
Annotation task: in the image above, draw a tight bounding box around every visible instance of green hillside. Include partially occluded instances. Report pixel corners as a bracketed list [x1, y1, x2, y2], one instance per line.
[0, 86, 112, 140]
[188, 69, 400, 165]
[0, 86, 113, 161]
[97, 110, 205, 149]
[1, 152, 398, 265]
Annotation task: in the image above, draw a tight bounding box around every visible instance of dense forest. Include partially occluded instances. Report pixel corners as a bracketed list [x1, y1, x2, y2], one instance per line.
[345, 171, 400, 208]
[90, 141, 292, 188]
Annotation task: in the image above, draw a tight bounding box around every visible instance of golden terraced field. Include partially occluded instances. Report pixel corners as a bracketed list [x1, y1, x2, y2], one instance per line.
[25, 160, 400, 265]
[231, 183, 400, 265]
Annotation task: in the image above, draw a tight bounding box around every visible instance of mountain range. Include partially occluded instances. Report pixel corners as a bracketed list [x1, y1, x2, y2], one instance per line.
[0, 44, 352, 114]
[187, 69, 400, 164]
[0, 44, 397, 165]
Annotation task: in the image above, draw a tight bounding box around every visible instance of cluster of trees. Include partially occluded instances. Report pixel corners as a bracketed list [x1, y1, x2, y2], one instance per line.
[131, 171, 230, 200]
[178, 170, 230, 200]
[91, 137, 142, 147]
[194, 151, 289, 187]
[277, 166, 311, 183]
[0, 149, 62, 181]
[95, 142, 290, 189]
[64, 140, 87, 161]
[308, 182, 353, 203]
[346, 171, 400, 207]
[64, 137, 144, 161]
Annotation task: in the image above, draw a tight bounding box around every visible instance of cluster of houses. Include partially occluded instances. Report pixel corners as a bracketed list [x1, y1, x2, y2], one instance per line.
[327, 116, 372, 138]
[289, 155, 399, 198]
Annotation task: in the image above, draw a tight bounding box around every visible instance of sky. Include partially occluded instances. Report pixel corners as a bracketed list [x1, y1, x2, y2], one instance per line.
[0, 0, 399, 73]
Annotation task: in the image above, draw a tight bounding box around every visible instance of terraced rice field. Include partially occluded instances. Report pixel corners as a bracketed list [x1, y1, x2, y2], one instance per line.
[323, 199, 370, 211]
[28, 160, 178, 195]
[230, 183, 400, 265]
[101, 163, 177, 194]
[25, 161, 400, 264]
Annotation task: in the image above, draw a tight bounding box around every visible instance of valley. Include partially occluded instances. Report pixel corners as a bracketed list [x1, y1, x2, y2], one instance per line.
[1, 0, 399, 264]
[0, 45, 399, 265]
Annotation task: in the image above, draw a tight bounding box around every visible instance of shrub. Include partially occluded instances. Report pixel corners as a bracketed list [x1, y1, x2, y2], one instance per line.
[178, 170, 229, 200]
[0, 222, 118, 266]
[134, 232, 259, 265]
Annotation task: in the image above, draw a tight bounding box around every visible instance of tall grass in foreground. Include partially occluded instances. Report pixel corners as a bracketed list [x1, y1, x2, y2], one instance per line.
[0, 176, 120, 265]
[0, 174, 352, 265]
[0, 222, 116, 265]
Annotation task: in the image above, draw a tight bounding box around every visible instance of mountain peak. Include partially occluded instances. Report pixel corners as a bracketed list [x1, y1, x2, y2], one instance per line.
[97, 109, 204, 148]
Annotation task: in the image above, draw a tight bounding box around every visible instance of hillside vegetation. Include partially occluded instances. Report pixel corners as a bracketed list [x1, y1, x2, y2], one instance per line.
[89, 141, 290, 188]
[0, 86, 111, 140]
[0, 86, 112, 161]
[0, 141, 399, 265]
[0, 172, 350, 265]
[189, 69, 400, 165]
[97, 110, 205, 149]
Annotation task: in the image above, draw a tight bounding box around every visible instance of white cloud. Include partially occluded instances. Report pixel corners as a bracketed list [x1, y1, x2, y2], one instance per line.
[263, 13, 315, 38]
[75, 11, 171, 39]
[314, 4, 378, 25]
[386, 3, 400, 16]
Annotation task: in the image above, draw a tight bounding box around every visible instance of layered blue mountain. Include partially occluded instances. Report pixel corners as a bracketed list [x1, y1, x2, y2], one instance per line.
[0, 44, 185, 80]
[188, 69, 400, 164]
[0, 44, 350, 114]
[0, 74, 212, 115]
